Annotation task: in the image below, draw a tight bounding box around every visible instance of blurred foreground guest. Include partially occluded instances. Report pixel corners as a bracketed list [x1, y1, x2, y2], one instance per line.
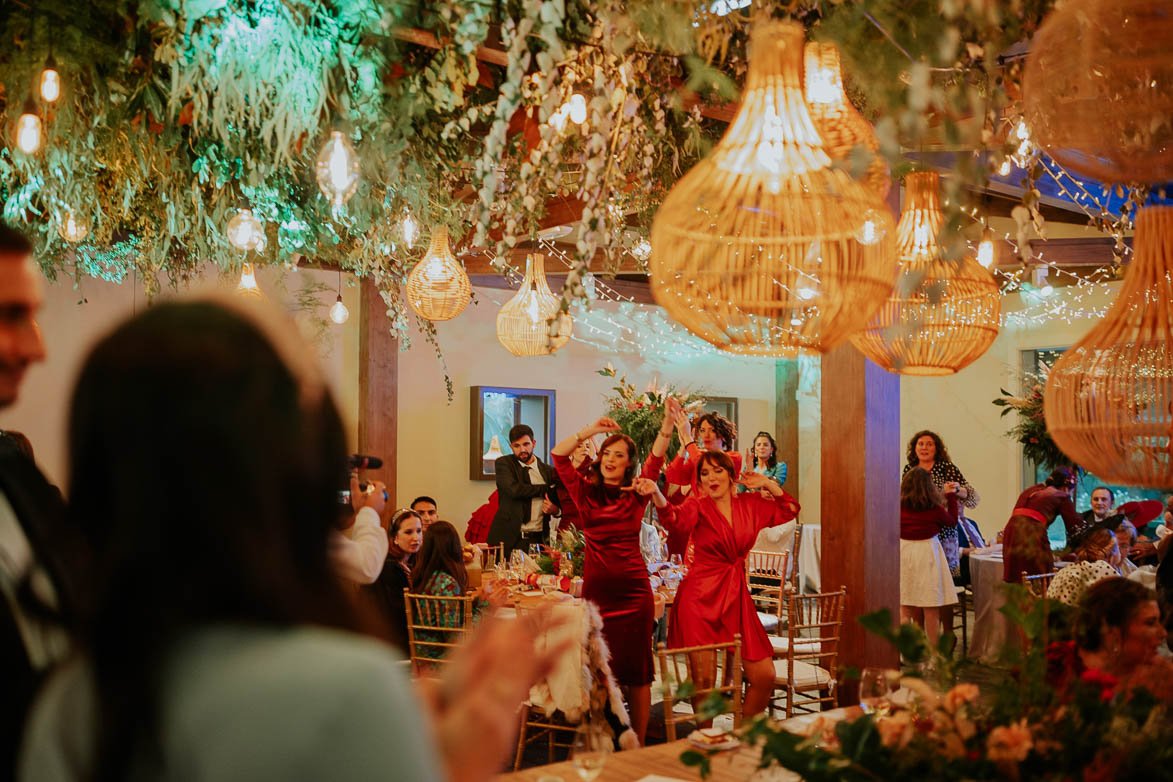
[1046, 529, 1121, 606]
[898, 468, 958, 645]
[19, 299, 567, 782]
[1049, 578, 1173, 703]
[1002, 467, 1084, 582]
[365, 508, 423, 653]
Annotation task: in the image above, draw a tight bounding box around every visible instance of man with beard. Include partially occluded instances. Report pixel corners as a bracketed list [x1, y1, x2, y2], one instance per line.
[0, 224, 69, 778]
[487, 424, 560, 558]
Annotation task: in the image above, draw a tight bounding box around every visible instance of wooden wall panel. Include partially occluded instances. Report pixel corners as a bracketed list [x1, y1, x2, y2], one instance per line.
[358, 278, 398, 504]
[774, 360, 800, 500]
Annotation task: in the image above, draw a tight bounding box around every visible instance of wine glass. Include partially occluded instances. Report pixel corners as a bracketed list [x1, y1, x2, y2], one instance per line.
[510, 549, 527, 582]
[859, 667, 893, 716]
[571, 726, 610, 781]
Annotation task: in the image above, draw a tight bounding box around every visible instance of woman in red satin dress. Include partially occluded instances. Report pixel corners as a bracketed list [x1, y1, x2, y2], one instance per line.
[659, 450, 800, 717]
[551, 409, 673, 745]
[663, 410, 742, 560]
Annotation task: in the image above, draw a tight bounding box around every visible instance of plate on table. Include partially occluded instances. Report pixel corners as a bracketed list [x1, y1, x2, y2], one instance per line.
[687, 728, 740, 752]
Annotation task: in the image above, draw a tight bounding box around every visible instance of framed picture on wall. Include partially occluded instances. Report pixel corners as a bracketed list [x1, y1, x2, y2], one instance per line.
[470, 386, 557, 481]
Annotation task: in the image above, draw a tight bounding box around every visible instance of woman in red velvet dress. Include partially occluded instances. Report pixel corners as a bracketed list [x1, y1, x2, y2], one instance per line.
[551, 408, 673, 745]
[658, 450, 800, 717]
[1002, 466, 1086, 582]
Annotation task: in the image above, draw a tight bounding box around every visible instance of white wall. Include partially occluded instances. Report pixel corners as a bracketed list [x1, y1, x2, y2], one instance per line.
[0, 264, 357, 487]
[396, 289, 778, 530]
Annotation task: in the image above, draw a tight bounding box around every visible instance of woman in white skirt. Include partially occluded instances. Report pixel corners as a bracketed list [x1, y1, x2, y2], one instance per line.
[899, 468, 959, 644]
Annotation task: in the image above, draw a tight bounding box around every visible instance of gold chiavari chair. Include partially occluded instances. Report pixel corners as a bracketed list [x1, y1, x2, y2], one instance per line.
[771, 586, 846, 717]
[656, 636, 743, 742]
[746, 549, 790, 635]
[403, 589, 477, 674]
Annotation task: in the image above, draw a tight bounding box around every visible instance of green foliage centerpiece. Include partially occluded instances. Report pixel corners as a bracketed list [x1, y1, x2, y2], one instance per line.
[597, 364, 705, 463]
[993, 371, 1080, 473]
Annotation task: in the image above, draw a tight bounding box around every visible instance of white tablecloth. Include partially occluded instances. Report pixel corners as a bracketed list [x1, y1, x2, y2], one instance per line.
[968, 548, 1008, 661]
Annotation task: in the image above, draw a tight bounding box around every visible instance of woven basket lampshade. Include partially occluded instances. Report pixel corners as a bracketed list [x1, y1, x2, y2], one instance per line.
[496, 253, 572, 356]
[1023, 0, 1173, 183]
[405, 227, 471, 321]
[849, 171, 1001, 376]
[1043, 206, 1173, 488]
[804, 41, 890, 200]
[649, 21, 897, 357]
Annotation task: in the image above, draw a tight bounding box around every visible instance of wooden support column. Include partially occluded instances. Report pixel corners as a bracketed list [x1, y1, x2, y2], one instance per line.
[820, 343, 901, 701]
[358, 278, 398, 504]
[774, 360, 800, 500]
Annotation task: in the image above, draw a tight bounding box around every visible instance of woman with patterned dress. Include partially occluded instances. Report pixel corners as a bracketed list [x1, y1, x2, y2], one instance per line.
[550, 406, 674, 745]
[410, 522, 492, 665]
[658, 451, 801, 717]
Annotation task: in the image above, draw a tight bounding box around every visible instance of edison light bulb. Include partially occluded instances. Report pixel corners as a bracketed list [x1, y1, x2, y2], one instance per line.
[402, 211, 418, 250]
[977, 236, 995, 269]
[854, 209, 888, 246]
[568, 93, 587, 124]
[16, 102, 41, 155]
[998, 159, 1012, 177]
[632, 239, 652, 261]
[315, 130, 360, 207]
[226, 208, 266, 252]
[40, 62, 61, 103]
[236, 263, 262, 297]
[549, 105, 569, 132]
[330, 295, 350, 324]
[57, 210, 89, 243]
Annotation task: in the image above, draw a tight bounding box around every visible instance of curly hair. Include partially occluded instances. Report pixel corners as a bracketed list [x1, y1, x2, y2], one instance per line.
[900, 467, 944, 512]
[693, 412, 736, 450]
[905, 430, 951, 466]
[1076, 577, 1156, 653]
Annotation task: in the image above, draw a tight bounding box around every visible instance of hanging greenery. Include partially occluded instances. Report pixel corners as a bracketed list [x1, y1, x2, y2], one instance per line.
[0, 0, 1149, 348]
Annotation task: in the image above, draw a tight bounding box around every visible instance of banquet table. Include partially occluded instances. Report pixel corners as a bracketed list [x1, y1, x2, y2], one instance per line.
[968, 547, 1009, 661]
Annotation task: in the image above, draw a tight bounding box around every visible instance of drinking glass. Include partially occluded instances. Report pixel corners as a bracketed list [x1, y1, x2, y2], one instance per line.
[859, 667, 893, 716]
[530, 543, 542, 558]
[669, 553, 682, 568]
[509, 549, 527, 581]
[571, 726, 610, 782]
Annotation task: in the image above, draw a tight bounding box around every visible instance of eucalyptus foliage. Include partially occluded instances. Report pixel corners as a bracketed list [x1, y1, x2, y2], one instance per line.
[2, 0, 1100, 345]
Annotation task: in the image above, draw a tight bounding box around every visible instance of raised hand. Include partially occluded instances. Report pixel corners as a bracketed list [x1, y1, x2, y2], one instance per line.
[621, 477, 658, 496]
[593, 416, 621, 434]
[673, 409, 693, 442]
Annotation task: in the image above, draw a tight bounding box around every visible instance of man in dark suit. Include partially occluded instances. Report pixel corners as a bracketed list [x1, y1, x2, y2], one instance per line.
[0, 224, 74, 778]
[486, 424, 560, 558]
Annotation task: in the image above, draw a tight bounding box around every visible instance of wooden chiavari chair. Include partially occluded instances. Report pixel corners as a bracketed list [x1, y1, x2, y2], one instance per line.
[656, 636, 743, 741]
[771, 586, 846, 717]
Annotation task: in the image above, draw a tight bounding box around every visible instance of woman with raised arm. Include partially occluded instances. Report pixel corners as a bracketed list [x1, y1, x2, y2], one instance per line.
[550, 401, 675, 746]
[658, 451, 801, 717]
[663, 410, 742, 559]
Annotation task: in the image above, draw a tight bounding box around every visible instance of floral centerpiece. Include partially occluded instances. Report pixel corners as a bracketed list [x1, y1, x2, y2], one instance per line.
[992, 370, 1080, 473]
[536, 526, 585, 578]
[597, 364, 706, 463]
[682, 596, 1173, 781]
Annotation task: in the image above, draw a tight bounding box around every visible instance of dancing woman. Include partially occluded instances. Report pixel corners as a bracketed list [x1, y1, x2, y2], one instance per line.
[550, 404, 674, 745]
[657, 451, 801, 717]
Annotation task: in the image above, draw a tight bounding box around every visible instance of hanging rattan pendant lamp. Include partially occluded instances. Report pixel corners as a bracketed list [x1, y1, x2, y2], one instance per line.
[405, 226, 472, 321]
[1043, 206, 1173, 487]
[1023, 0, 1173, 183]
[849, 171, 1001, 376]
[804, 41, 890, 200]
[496, 253, 572, 356]
[648, 21, 897, 357]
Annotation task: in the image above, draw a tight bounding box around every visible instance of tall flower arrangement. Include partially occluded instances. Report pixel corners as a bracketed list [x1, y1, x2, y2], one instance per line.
[597, 364, 705, 463]
[993, 371, 1078, 472]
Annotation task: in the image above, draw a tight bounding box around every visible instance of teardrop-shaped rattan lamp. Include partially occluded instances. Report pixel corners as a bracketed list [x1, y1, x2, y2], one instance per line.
[1043, 206, 1173, 487]
[496, 253, 572, 356]
[649, 21, 897, 357]
[850, 171, 1001, 376]
[405, 227, 471, 321]
[804, 41, 890, 200]
[1023, 0, 1173, 183]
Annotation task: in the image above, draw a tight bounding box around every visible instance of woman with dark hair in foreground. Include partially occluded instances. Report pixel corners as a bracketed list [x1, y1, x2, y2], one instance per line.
[19, 299, 564, 782]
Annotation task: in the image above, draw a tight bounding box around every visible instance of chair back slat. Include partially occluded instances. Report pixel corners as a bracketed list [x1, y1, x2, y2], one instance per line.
[746, 549, 790, 620]
[791, 522, 804, 591]
[1020, 570, 1055, 599]
[480, 544, 504, 570]
[656, 636, 743, 742]
[404, 589, 477, 673]
[773, 585, 846, 718]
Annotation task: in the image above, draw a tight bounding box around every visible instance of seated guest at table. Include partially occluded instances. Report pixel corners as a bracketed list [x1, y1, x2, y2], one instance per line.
[487, 424, 561, 558]
[410, 496, 440, 530]
[1114, 519, 1140, 576]
[20, 299, 566, 782]
[550, 403, 674, 746]
[739, 431, 787, 493]
[1046, 528, 1122, 605]
[1001, 467, 1085, 582]
[1049, 578, 1173, 702]
[410, 522, 495, 665]
[659, 450, 800, 718]
[365, 508, 423, 653]
[899, 468, 958, 645]
[902, 430, 980, 635]
[1081, 486, 1115, 525]
[954, 513, 986, 587]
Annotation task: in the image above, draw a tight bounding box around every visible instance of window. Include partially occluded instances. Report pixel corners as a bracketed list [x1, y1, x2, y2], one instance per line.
[469, 386, 556, 481]
[1020, 348, 1166, 547]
